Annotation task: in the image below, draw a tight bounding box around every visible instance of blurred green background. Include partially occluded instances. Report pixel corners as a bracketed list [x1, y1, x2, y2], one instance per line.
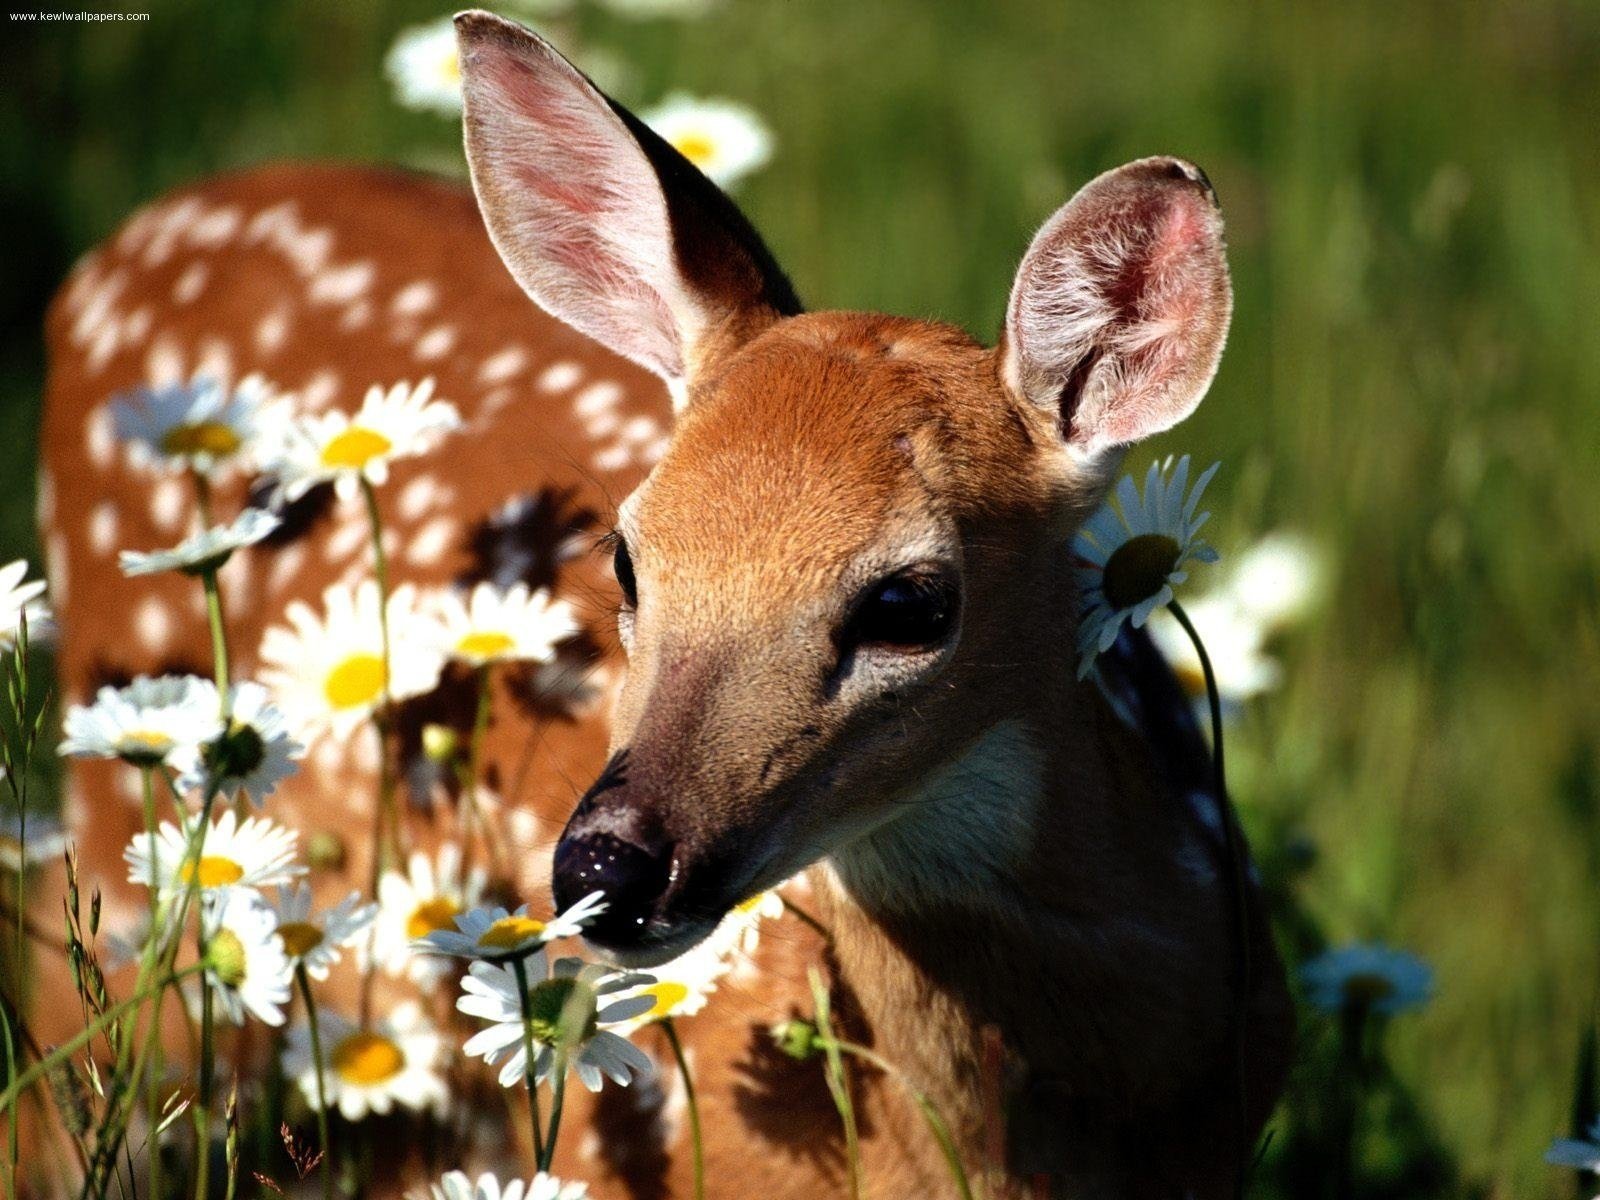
[3, 0, 1598, 1195]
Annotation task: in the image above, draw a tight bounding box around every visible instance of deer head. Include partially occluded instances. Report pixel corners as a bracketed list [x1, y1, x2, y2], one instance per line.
[455, 10, 1232, 965]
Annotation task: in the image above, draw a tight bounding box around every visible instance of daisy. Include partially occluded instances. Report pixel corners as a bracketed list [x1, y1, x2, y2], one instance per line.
[59, 675, 221, 771]
[268, 882, 378, 981]
[429, 583, 579, 667]
[1299, 943, 1433, 1017]
[258, 379, 461, 503]
[1225, 531, 1324, 630]
[386, 18, 464, 116]
[1547, 1118, 1600, 1172]
[125, 808, 304, 897]
[180, 681, 303, 807]
[0, 559, 52, 651]
[372, 843, 488, 986]
[0, 805, 68, 873]
[639, 94, 773, 189]
[1146, 596, 1281, 708]
[1072, 456, 1221, 679]
[203, 889, 293, 1026]
[414, 892, 608, 963]
[458, 956, 656, 1092]
[119, 508, 280, 578]
[110, 373, 268, 474]
[285, 1000, 448, 1121]
[425, 1171, 590, 1200]
[260, 581, 445, 742]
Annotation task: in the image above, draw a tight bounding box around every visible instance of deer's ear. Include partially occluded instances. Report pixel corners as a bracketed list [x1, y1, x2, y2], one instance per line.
[455, 11, 799, 395]
[1000, 157, 1232, 456]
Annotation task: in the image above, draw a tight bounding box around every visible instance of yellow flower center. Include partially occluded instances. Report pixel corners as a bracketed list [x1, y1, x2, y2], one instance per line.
[1100, 533, 1182, 611]
[1342, 972, 1397, 1006]
[160, 421, 242, 459]
[640, 981, 691, 1020]
[455, 630, 517, 661]
[117, 730, 175, 758]
[734, 893, 768, 914]
[181, 856, 246, 888]
[672, 133, 717, 169]
[278, 921, 325, 958]
[323, 654, 386, 710]
[331, 1031, 405, 1085]
[476, 915, 546, 950]
[319, 426, 393, 470]
[439, 51, 462, 85]
[406, 897, 461, 940]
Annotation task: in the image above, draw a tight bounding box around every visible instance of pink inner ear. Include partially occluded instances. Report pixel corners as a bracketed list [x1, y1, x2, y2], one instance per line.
[1006, 161, 1231, 453]
[464, 33, 689, 379]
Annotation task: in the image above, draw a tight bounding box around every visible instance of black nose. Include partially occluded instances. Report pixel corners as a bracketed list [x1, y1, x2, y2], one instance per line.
[552, 831, 674, 946]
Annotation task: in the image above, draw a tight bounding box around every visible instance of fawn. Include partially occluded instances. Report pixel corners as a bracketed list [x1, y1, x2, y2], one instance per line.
[38, 10, 1291, 1197]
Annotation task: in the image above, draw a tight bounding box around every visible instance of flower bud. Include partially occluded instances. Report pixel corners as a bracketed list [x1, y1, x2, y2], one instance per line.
[770, 1018, 820, 1061]
[422, 724, 459, 764]
[306, 830, 347, 872]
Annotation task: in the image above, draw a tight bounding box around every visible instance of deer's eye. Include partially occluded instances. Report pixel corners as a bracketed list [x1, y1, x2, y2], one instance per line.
[843, 571, 959, 651]
[613, 538, 638, 608]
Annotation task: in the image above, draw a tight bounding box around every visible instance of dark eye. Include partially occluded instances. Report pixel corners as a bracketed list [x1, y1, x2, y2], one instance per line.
[613, 538, 638, 608]
[843, 571, 959, 651]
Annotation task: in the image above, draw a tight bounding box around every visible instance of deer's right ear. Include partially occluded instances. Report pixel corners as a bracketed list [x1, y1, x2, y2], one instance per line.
[455, 11, 799, 397]
[1000, 157, 1232, 458]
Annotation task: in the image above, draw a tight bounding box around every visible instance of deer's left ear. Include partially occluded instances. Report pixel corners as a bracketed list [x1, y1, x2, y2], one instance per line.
[455, 11, 799, 399]
[1000, 157, 1232, 456]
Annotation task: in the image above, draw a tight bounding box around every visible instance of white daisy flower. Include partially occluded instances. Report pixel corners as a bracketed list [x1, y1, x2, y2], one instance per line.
[1072, 456, 1221, 678]
[0, 559, 52, 651]
[639, 94, 773, 190]
[109, 373, 269, 474]
[124, 808, 304, 897]
[607, 890, 783, 1035]
[372, 843, 488, 986]
[260, 581, 445, 743]
[258, 379, 461, 503]
[424, 1170, 589, 1200]
[119, 508, 281, 578]
[1225, 531, 1324, 630]
[429, 583, 579, 667]
[415, 892, 607, 963]
[203, 889, 293, 1026]
[268, 883, 378, 981]
[0, 805, 68, 873]
[1547, 1118, 1600, 1172]
[1300, 943, 1433, 1017]
[1146, 595, 1281, 708]
[458, 956, 656, 1093]
[59, 675, 221, 771]
[179, 682, 304, 807]
[386, 18, 464, 116]
[285, 1000, 448, 1121]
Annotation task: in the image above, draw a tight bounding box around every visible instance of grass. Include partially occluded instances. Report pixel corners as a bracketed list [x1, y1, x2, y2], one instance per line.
[3, 0, 1599, 1194]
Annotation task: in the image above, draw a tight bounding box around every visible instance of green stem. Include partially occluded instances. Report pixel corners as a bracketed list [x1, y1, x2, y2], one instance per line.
[830, 1039, 973, 1200]
[191, 470, 215, 530]
[511, 958, 545, 1167]
[1167, 598, 1252, 1195]
[662, 1019, 704, 1200]
[295, 967, 333, 1200]
[459, 667, 504, 878]
[140, 769, 163, 1200]
[195, 961, 213, 1200]
[538, 1050, 567, 1175]
[808, 969, 861, 1200]
[201, 570, 231, 712]
[359, 477, 400, 1030]
[0, 965, 206, 1114]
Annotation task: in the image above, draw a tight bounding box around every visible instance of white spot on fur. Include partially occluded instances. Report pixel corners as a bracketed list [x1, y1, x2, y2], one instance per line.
[146, 335, 186, 386]
[397, 475, 443, 522]
[324, 515, 370, 562]
[267, 542, 308, 594]
[573, 381, 623, 418]
[338, 301, 373, 332]
[134, 596, 172, 653]
[405, 517, 455, 567]
[584, 411, 620, 439]
[536, 361, 582, 393]
[150, 477, 186, 531]
[300, 370, 340, 411]
[70, 268, 127, 346]
[642, 435, 671, 465]
[620, 415, 661, 446]
[593, 444, 631, 472]
[477, 346, 528, 385]
[88, 503, 118, 555]
[414, 324, 456, 361]
[309, 261, 375, 305]
[255, 306, 292, 355]
[391, 280, 437, 316]
[480, 387, 517, 418]
[173, 263, 209, 305]
[36, 469, 54, 529]
[195, 337, 234, 386]
[86, 324, 120, 373]
[188, 205, 242, 247]
[46, 531, 69, 609]
[85, 409, 115, 469]
[123, 307, 152, 346]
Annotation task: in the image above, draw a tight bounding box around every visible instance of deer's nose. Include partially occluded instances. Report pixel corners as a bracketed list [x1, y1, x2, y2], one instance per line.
[552, 830, 675, 947]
